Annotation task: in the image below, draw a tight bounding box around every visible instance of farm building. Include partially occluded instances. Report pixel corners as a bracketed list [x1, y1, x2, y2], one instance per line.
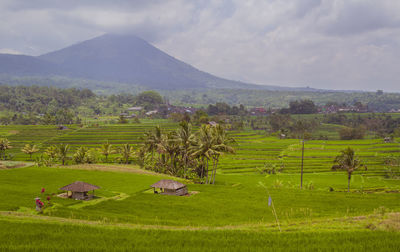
[151, 179, 188, 196]
[60, 181, 100, 200]
[384, 137, 392, 143]
[127, 106, 143, 111]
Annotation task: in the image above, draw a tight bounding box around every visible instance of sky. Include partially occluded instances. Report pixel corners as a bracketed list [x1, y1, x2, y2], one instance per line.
[0, 0, 400, 92]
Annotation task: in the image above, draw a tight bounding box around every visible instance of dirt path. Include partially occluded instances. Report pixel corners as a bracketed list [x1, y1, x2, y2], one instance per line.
[57, 164, 183, 179]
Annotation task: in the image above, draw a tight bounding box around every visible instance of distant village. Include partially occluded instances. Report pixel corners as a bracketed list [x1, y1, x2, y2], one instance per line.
[118, 102, 400, 119]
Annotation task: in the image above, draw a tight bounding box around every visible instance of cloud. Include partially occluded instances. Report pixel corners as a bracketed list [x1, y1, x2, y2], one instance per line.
[0, 0, 400, 91]
[0, 48, 23, 54]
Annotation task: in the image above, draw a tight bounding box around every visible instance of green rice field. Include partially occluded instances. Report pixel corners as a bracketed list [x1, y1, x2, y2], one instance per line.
[0, 120, 399, 251]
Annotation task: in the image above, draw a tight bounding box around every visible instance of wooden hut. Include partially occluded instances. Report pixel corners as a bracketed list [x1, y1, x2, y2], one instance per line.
[384, 137, 392, 143]
[60, 181, 100, 200]
[151, 179, 188, 196]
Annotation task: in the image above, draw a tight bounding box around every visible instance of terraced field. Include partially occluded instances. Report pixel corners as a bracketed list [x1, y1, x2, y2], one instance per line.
[1, 122, 399, 177]
[1, 120, 399, 251]
[219, 131, 399, 176]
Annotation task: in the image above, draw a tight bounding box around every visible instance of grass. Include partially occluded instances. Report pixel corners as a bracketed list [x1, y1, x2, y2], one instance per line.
[0, 214, 399, 251]
[0, 120, 399, 250]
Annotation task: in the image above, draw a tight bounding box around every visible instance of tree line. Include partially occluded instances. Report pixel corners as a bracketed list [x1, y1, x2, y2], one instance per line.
[137, 122, 235, 184]
[0, 122, 236, 184]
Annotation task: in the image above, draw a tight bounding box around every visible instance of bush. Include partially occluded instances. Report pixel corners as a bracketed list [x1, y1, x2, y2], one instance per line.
[339, 126, 365, 140]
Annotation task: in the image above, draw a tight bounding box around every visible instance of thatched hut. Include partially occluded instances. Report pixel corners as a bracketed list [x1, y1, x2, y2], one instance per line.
[60, 181, 100, 200]
[151, 179, 188, 196]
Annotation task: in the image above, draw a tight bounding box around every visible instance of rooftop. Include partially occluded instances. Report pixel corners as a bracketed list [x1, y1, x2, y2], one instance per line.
[151, 179, 186, 190]
[60, 181, 100, 192]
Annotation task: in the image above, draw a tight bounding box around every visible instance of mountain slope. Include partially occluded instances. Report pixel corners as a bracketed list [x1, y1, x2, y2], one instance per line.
[38, 34, 212, 89]
[1, 34, 315, 91]
[0, 54, 61, 76]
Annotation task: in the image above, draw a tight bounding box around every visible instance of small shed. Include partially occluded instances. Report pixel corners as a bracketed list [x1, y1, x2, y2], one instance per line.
[127, 106, 143, 111]
[384, 137, 392, 143]
[60, 181, 100, 200]
[151, 179, 188, 196]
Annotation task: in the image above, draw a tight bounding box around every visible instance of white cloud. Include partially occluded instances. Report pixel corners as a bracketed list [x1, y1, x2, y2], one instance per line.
[0, 48, 22, 54]
[0, 0, 400, 91]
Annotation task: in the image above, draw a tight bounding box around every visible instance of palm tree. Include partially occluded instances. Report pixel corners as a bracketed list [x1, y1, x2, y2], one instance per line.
[57, 143, 70, 165]
[119, 144, 135, 164]
[143, 126, 162, 162]
[98, 141, 115, 162]
[45, 145, 58, 159]
[21, 144, 39, 160]
[176, 121, 196, 176]
[157, 132, 181, 175]
[210, 124, 235, 184]
[191, 125, 216, 183]
[332, 147, 366, 192]
[0, 138, 12, 160]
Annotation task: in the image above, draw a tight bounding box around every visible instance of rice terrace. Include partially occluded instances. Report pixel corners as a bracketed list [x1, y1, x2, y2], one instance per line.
[1, 1, 400, 251]
[0, 116, 399, 251]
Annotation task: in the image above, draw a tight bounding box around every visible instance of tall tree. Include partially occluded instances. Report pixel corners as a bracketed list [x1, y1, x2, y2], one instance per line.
[332, 147, 366, 192]
[191, 125, 216, 184]
[176, 121, 196, 176]
[210, 124, 235, 184]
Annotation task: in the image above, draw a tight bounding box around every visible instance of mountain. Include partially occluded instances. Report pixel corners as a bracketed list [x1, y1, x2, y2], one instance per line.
[0, 33, 316, 91]
[0, 54, 61, 76]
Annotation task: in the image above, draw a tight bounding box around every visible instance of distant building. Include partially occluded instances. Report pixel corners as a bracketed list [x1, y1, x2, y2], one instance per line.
[250, 107, 267, 115]
[208, 121, 218, 126]
[384, 137, 392, 143]
[127, 106, 143, 111]
[145, 110, 158, 116]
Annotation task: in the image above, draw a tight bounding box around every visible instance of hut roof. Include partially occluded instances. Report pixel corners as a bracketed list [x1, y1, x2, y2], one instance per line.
[60, 181, 100, 192]
[151, 179, 186, 190]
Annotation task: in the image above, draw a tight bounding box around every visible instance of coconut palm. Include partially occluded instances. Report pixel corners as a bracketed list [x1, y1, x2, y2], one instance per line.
[209, 124, 235, 184]
[119, 144, 135, 164]
[176, 121, 196, 175]
[45, 145, 58, 159]
[98, 141, 115, 162]
[73, 146, 89, 164]
[143, 125, 163, 162]
[332, 147, 366, 192]
[157, 132, 181, 175]
[57, 143, 70, 165]
[191, 124, 216, 183]
[0, 138, 12, 160]
[21, 143, 39, 160]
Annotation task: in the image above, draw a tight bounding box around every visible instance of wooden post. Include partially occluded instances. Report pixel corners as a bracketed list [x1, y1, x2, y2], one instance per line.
[300, 139, 305, 189]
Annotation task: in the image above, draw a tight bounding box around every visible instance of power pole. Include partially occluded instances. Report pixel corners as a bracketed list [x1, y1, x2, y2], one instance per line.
[300, 139, 305, 189]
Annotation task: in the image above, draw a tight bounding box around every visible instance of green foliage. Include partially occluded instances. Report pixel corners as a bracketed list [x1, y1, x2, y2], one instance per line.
[0, 138, 12, 160]
[135, 91, 164, 110]
[73, 147, 98, 164]
[332, 147, 366, 192]
[339, 126, 366, 140]
[281, 99, 318, 114]
[118, 144, 135, 164]
[20, 143, 39, 160]
[57, 144, 70, 165]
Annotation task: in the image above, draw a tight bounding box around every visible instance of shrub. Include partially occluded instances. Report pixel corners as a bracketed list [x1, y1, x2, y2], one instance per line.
[339, 126, 365, 140]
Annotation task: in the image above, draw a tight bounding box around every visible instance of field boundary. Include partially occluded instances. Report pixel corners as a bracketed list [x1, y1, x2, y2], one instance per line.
[0, 211, 398, 232]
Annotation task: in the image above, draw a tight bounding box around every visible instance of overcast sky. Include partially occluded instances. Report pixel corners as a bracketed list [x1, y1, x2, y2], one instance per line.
[1, 0, 400, 91]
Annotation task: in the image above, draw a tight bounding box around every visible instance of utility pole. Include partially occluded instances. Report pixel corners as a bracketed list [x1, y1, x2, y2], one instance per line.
[300, 139, 305, 189]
